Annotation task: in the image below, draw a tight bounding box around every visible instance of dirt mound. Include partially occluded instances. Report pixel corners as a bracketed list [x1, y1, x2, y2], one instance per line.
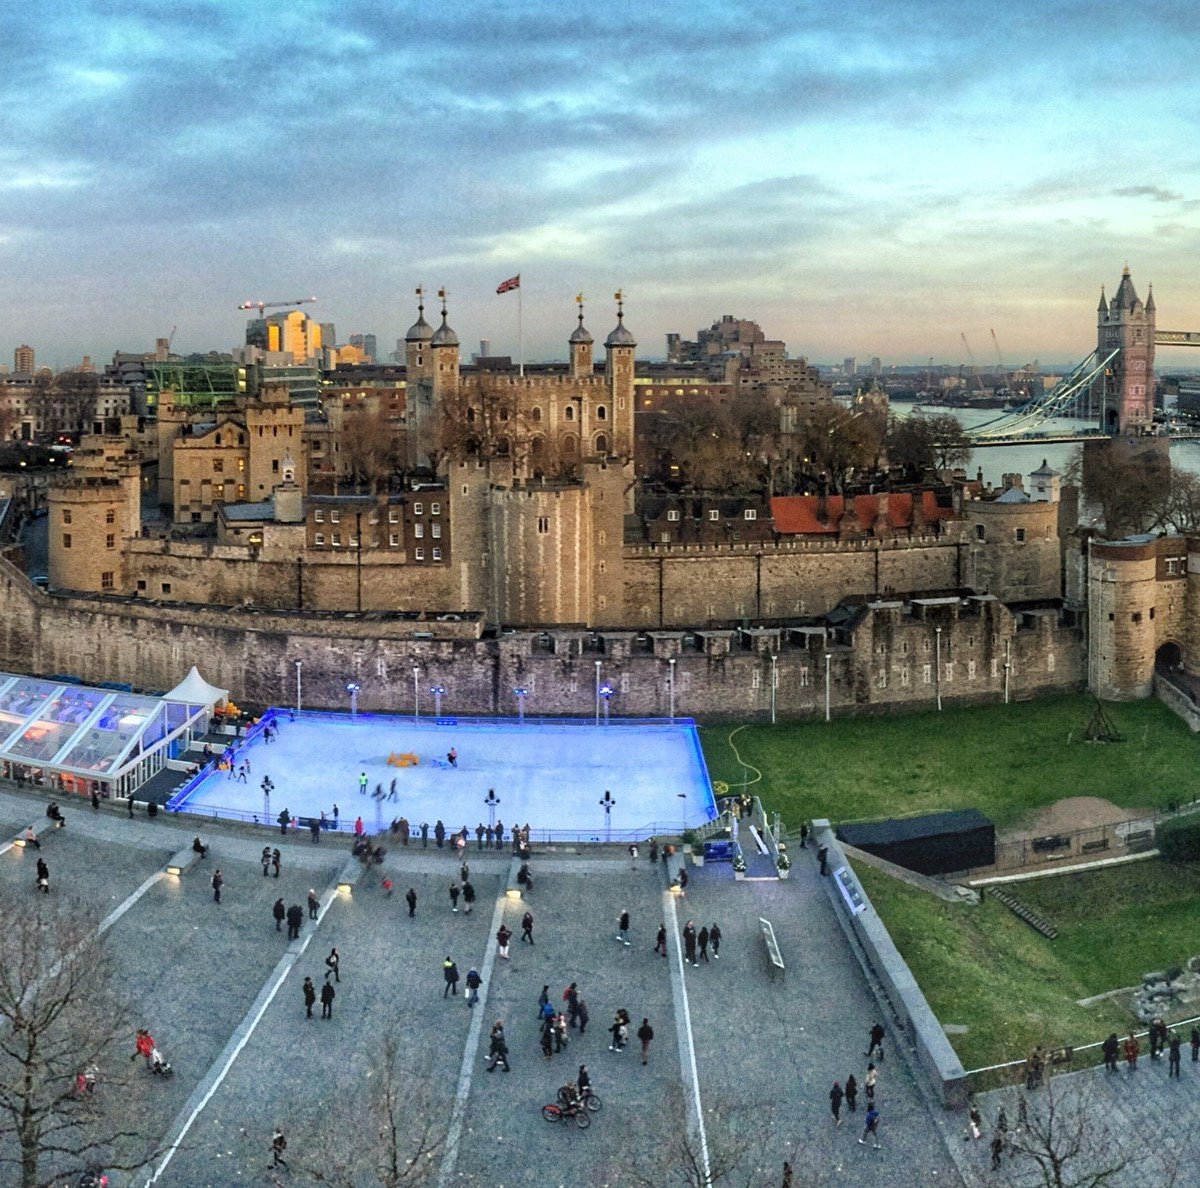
[1004, 796, 1149, 841]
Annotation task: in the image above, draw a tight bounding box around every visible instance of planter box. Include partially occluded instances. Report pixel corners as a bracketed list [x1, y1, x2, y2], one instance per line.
[777, 867, 791, 879]
[734, 869, 746, 881]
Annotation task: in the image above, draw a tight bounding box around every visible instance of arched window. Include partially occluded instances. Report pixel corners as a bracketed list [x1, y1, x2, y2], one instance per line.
[596, 405, 607, 421]
[560, 433, 579, 461]
[496, 437, 511, 457]
[531, 407, 542, 422]
[466, 407, 476, 424]
[595, 433, 608, 454]
[215, 433, 221, 446]
[564, 404, 575, 422]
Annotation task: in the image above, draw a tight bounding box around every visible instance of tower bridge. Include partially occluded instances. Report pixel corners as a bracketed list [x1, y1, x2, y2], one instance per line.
[958, 267, 1200, 445]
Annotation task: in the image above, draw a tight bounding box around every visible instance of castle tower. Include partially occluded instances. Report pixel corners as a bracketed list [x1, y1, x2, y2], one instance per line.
[569, 294, 594, 379]
[1097, 265, 1155, 434]
[429, 289, 460, 404]
[404, 289, 436, 469]
[1087, 538, 1157, 698]
[604, 291, 636, 458]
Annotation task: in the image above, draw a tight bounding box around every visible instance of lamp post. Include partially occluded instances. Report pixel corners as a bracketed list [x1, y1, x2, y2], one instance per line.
[430, 685, 445, 718]
[346, 680, 361, 720]
[770, 653, 778, 725]
[412, 667, 420, 721]
[823, 653, 832, 723]
[668, 657, 676, 723]
[600, 789, 616, 842]
[261, 776, 274, 825]
[294, 660, 302, 716]
[935, 625, 943, 712]
[677, 791, 688, 836]
[1004, 638, 1012, 705]
[513, 686, 528, 724]
[599, 683, 614, 725]
[594, 660, 602, 726]
[485, 788, 500, 832]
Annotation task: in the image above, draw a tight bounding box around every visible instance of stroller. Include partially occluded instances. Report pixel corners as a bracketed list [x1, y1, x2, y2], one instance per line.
[149, 1045, 173, 1076]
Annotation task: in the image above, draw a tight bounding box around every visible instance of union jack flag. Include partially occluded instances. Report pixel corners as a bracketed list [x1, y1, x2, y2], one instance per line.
[496, 275, 520, 295]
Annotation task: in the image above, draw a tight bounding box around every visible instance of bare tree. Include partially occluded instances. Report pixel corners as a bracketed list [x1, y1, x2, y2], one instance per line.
[339, 405, 403, 492]
[0, 895, 151, 1188]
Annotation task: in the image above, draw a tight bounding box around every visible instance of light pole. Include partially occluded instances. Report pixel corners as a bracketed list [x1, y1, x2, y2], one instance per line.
[294, 660, 302, 716]
[485, 788, 500, 832]
[430, 684, 445, 718]
[599, 683, 614, 725]
[594, 660, 602, 725]
[668, 657, 676, 722]
[935, 625, 943, 712]
[600, 789, 616, 842]
[677, 791, 688, 836]
[261, 776, 274, 825]
[513, 686, 528, 723]
[770, 653, 778, 725]
[412, 667, 420, 720]
[1004, 638, 1012, 705]
[824, 653, 832, 723]
[346, 680, 361, 720]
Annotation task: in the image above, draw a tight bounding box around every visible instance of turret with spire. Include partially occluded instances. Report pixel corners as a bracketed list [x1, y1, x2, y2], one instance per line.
[1097, 265, 1155, 434]
[569, 293, 594, 378]
[604, 291, 636, 457]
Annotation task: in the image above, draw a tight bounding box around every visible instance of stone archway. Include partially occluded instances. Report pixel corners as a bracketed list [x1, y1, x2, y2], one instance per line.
[1156, 641, 1183, 674]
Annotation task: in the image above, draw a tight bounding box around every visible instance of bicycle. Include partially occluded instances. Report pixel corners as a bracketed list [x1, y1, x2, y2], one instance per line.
[542, 1101, 590, 1129]
[557, 1085, 602, 1112]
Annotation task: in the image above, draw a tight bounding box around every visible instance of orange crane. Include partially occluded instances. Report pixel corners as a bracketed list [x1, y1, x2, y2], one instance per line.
[236, 296, 317, 318]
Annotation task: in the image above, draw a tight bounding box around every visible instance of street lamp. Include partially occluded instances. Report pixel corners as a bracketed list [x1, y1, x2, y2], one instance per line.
[485, 788, 500, 832]
[294, 660, 302, 716]
[430, 684, 445, 718]
[513, 686, 528, 724]
[935, 625, 943, 712]
[600, 789, 616, 841]
[599, 683, 614, 725]
[594, 660, 602, 725]
[346, 680, 361, 719]
[770, 653, 778, 725]
[823, 653, 832, 723]
[261, 776, 274, 825]
[668, 657, 676, 723]
[1004, 638, 1012, 705]
[412, 667, 420, 720]
[677, 791, 688, 836]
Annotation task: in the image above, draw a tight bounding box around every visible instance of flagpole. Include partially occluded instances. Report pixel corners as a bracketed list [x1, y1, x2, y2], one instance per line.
[518, 279, 524, 378]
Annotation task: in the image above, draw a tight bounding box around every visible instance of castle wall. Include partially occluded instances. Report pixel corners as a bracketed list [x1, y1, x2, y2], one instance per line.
[963, 499, 1061, 602]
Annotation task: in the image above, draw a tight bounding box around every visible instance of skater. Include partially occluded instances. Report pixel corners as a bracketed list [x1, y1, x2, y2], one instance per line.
[308, 888, 319, 920]
[521, 910, 534, 944]
[211, 869, 223, 903]
[1169, 1030, 1182, 1078]
[494, 819, 504, 850]
[462, 881, 476, 914]
[654, 923, 667, 957]
[1102, 1033, 1120, 1073]
[320, 977, 335, 1019]
[303, 976, 316, 1018]
[710, 922, 722, 959]
[271, 848, 281, 878]
[286, 902, 303, 940]
[277, 808, 290, 836]
[486, 1022, 510, 1072]
[332, 804, 339, 830]
[637, 1017, 654, 1065]
[398, 817, 410, 846]
[616, 909, 631, 946]
[497, 924, 512, 960]
[860, 1105, 881, 1148]
[271, 1128, 288, 1168]
[682, 921, 697, 966]
[358, 771, 368, 796]
[354, 816, 365, 838]
[388, 778, 398, 802]
[1150, 1016, 1167, 1059]
[405, 887, 417, 918]
[420, 821, 429, 848]
[449, 882, 460, 913]
[272, 897, 285, 932]
[866, 1023, 885, 1059]
[865, 1063, 878, 1102]
[817, 843, 829, 875]
[325, 947, 340, 982]
[36, 856, 49, 893]
[990, 1133, 1004, 1170]
[261, 846, 272, 878]
[466, 967, 482, 1007]
[434, 820, 446, 848]
[845, 1073, 858, 1112]
[698, 925, 709, 962]
[447, 747, 457, 768]
[829, 1080, 844, 1126]
[310, 818, 321, 843]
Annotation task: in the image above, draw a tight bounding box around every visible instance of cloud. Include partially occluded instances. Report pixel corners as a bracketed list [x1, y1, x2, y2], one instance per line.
[1113, 185, 1185, 203]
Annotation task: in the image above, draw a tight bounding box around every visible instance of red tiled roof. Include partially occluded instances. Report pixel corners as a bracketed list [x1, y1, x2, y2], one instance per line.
[770, 490, 954, 535]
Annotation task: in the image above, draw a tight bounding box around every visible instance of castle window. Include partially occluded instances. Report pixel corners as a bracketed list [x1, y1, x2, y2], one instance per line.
[975, 524, 985, 541]
[414, 523, 424, 538]
[137, 579, 146, 591]
[431, 523, 441, 539]
[1015, 528, 1026, 543]
[315, 533, 325, 545]
[595, 434, 608, 454]
[272, 460, 279, 474]
[1166, 559, 1179, 575]
[661, 532, 671, 543]
[431, 503, 441, 515]
[161, 582, 171, 594]
[101, 571, 113, 590]
[923, 638, 931, 652]
[213, 458, 224, 473]
[414, 547, 425, 561]
[1132, 612, 1142, 623]
[798, 667, 811, 687]
[537, 517, 550, 534]
[901, 641, 909, 655]
[414, 503, 423, 515]
[1048, 653, 1056, 672]
[105, 534, 115, 549]
[944, 661, 953, 682]
[708, 510, 719, 521]
[238, 458, 245, 473]
[239, 433, 245, 445]
[331, 533, 341, 547]
[922, 664, 932, 684]
[596, 405, 607, 421]
[237, 484, 246, 499]
[389, 509, 399, 523]
[215, 433, 221, 446]
[62, 533, 71, 549]
[330, 510, 340, 524]
[389, 533, 399, 547]
[667, 510, 680, 522]
[744, 509, 757, 521]
[315, 510, 324, 522]
[466, 408, 476, 424]
[432, 547, 442, 560]
[349, 535, 359, 548]
[564, 405, 575, 422]
[531, 407, 542, 422]
[1150, 607, 1156, 619]
[876, 670, 887, 689]
[63, 509, 72, 524]
[105, 509, 115, 524]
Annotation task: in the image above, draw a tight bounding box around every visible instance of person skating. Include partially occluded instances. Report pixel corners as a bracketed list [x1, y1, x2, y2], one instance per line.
[860, 1105, 881, 1148]
[637, 1018, 654, 1065]
[521, 910, 534, 944]
[496, 924, 512, 960]
[654, 923, 667, 958]
[286, 903, 303, 940]
[1150, 1016, 1167, 1059]
[303, 976, 316, 1018]
[449, 882, 460, 913]
[866, 1022, 885, 1058]
[272, 897, 285, 932]
[682, 921, 697, 966]
[829, 1080, 844, 1126]
[616, 910, 631, 946]
[698, 926, 709, 962]
[447, 747, 457, 768]
[406, 887, 417, 918]
[799, 822, 809, 849]
[845, 1073, 858, 1112]
[211, 868, 223, 903]
[486, 1022, 510, 1072]
[710, 922, 722, 958]
[1102, 1032, 1120, 1073]
[537, 985, 551, 1019]
[325, 947, 340, 982]
[443, 957, 459, 997]
[36, 856, 49, 893]
[358, 771, 368, 796]
[990, 1132, 1004, 1170]
[466, 967, 482, 1008]
[307, 888, 319, 920]
[320, 977, 335, 1019]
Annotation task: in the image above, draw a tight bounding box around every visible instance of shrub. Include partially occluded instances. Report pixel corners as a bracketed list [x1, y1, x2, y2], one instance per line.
[1157, 818, 1200, 863]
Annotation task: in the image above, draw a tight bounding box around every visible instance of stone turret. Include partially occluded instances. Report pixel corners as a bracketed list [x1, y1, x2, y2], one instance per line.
[1097, 265, 1155, 434]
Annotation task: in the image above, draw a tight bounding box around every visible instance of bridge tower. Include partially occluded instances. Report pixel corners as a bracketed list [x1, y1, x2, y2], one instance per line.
[1096, 265, 1155, 433]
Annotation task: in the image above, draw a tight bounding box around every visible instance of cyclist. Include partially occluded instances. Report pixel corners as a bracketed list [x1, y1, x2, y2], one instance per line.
[559, 1081, 581, 1114]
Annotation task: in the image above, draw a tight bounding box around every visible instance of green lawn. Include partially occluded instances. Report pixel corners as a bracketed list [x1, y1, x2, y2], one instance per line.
[699, 694, 1200, 830]
[856, 859, 1200, 1073]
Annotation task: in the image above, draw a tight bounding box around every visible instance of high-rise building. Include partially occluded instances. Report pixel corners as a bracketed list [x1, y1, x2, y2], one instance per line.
[263, 311, 322, 364]
[843, 357, 857, 377]
[319, 323, 337, 348]
[870, 356, 882, 377]
[14, 345, 34, 374]
[348, 333, 377, 362]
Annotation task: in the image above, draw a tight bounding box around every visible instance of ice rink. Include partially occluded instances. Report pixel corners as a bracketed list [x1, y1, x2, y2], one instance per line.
[170, 711, 716, 841]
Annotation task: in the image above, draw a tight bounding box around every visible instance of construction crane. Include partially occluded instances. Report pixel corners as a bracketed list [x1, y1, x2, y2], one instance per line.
[236, 296, 317, 318]
[990, 328, 1010, 394]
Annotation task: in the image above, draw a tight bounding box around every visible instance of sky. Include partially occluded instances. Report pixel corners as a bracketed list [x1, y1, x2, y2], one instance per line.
[2, 0, 1199, 371]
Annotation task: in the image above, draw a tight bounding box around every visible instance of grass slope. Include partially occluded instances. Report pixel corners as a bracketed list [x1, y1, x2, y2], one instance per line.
[700, 694, 1198, 829]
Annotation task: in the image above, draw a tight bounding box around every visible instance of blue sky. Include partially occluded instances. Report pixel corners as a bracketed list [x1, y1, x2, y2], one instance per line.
[2, 0, 1198, 369]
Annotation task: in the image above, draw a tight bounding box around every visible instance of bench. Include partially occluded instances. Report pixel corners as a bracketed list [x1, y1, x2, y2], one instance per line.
[12, 821, 47, 850]
[759, 917, 784, 978]
[165, 844, 205, 876]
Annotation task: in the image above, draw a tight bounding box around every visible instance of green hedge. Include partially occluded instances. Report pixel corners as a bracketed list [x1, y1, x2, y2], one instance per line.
[1157, 817, 1200, 862]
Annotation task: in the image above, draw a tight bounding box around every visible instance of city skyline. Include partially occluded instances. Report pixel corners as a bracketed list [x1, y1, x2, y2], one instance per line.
[2, 0, 1198, 371]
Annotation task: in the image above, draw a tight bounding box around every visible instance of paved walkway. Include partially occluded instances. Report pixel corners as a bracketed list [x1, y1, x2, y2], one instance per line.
[0, 786, 966, 1186]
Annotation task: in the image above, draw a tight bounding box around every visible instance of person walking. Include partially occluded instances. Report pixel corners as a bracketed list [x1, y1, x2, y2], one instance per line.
[211, 868, 223, 903]
[865, 1063, 878, 1103]
[799, 822, 809, 849]
[302, 976, 316, 1019]
[278, 809, 290, 836]
[698, 926, 710, 963]
[320, 977, 335, 1019]
[496, 924, 512, 960]
[637, 1018, 654, 1065]
[272, 897, 285, 932]
[354, 815, 365, 838]
[829, 1081, 844, 1127]
[459, 860, 470, 885]
[36, 856, 49, 894]
[616, 910, 631, 946]
[449, 882, 460, 913]
[781, 1161, 793, 1188]
[682, 921, 697, 966]
[521, 910, 534, 944]
[1169, 1030, 1182, 1078]
[817, 843, 829, 876]
[325, 947, 340, 983]
[1124, 1033, 1139, 1071]
[860, 1105, 881, 1148]
[649, 838, 659, 864]
[677, 867, 688, 896]
[537, 985, 551, 1018]
[307, 888, 319, 920]
[709, 922, 722, 959]
[271, 1128, 288, 1169]
[286, 903, 303, 940]
[443, 957, 459, 998]
[476, 823, 486, 850]
[434, 820, 446, 848]
[466, 967, 482, 1008]
[486, 1022, 510, 1072]
[628, 842, 639, 867]
[654, 923, 667, 958]
[1192, 1025, 1200, 1062]
[271, 848, 281, 878]
[990, 1132, 1004, 1170]
[866, 1022, 885, 1059]
[261, 846, 272, 878]
[1102, 1032, 1120, 1073]
[1150, 1016, 1167, 1060]
[554, 1013, 569, 1053]
[576, 998, 590, 1036]
[564, 982, 580, 1024]
[608, 1013, 627, 1052]
[540, 1018, 554, 1061]
[405, 887, 417, 918]
[462, 880, 476, 914]
[845, 1073, 858, 1112]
